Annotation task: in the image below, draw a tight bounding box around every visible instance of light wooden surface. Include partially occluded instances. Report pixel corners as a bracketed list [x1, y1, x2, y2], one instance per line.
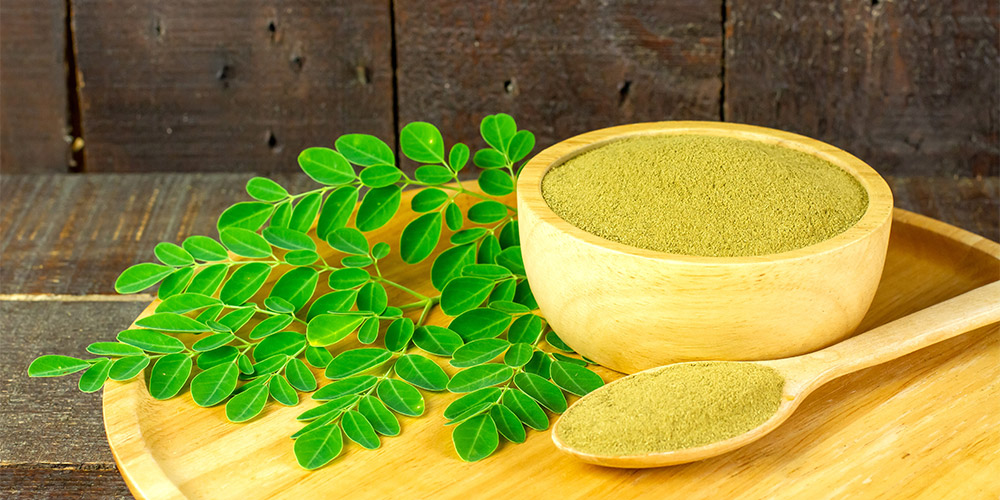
[517, 122, 895, 373]
[103, 195, 1000, 500]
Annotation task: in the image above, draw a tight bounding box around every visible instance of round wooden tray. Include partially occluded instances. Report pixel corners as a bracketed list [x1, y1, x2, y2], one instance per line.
[103, 194, 1000, 500]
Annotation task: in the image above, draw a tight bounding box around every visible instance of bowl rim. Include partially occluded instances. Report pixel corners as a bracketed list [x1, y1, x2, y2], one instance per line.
[516, 121, 894, 264]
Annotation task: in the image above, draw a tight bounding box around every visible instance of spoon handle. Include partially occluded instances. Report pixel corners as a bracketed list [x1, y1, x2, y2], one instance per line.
[792, 280, 1000, 385]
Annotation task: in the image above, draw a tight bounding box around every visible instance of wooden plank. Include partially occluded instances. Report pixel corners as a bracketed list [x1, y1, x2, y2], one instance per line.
[0, 466, 132, 500]
[70, 0, 394, 173]
[0, 300, 148, 464]
[0, 173, 315, 295]
[0, 0, 69, 173]
[725, 0, 1000, 177]
[393, 0, 722, 169]
[887, 175, 999, 241]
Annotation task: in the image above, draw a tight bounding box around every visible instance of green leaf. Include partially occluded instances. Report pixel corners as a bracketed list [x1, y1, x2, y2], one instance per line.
[414, 165, 453, 185]
[291, 412, 339, 439]
[449, 143, 470, 171]
[154, 242, 195, 267]
[285, 249, 319, 266]
[496, 246, 525, 275]
[377, 379, 425, 417]
[478, 170, 515, 196]
[270, 375, 300, 406]
[399, 212, 442, 264]
[523, 350, 551, 379]
[305, 346, 334, 369]
[444, 202, 463, 231]
[473, 149, 507, 169]
[358, 395, 400, 436]
[394, 354, 449, 391]
[217, 202, 275, 232]
[490, 300, 530, 314]
[254, 331, 306, 362]
[491, 404, 526, 443]
[550, 360, 604, 397]
[28, 355, 90, 377]
[357, 317, 379, 344]
[451, 339, 510, 368]
[192, 332, 236, 351]
[325, 348, 391, 379]
[186, 264, 227, 296]
[468, 201, 509, 224]
[452, 414, 499, 462]
[450, 228, 490, 245]
[430, 243, 476, 291]
[197, 346, 238, 370]
[507, 130, 535, 162]
[263, 227, 316, 251]
[412, 326, 464, 356]
[269, 266, 319, 312]
[513, 282, 538, 311]
[447, 364, 514, 393]
[117, 329, 186, 353]
[298, 394, 358, 421]
[157, 267, 194, 299]
[480, 113, 517, 154]
[307, 291, 358, 321]
[263, 297, 295, 313]
[449, 308, 511, 341]
[219, 227, 272, 259]
[326, 227, 369, 255]
[356, 185, 401, 232]
[294, 423, 344, 470]
[503, 343, 534, 368]
[498, 221, 520, 249]
[444, 387, 502, 421]
[341, 255, 373, 268]
[108, 355, 150, 381]
[478, 234, 501, 264]
[271, 201, 292, 228]
[342, 410, 380, 449]
[183, 235, 229, 261]
[249, 314, 293, 340]
[551, 352, 587, 366]
[78, 358, 112, 393]
[195, 305, 224, 324]
[316, 186, 360, 240]
[440, 277, 494, 316]
[190, 362, 239, 407]
[411, 187, 449, 212]
[289, 192, 323, 233]
[225, 381, 269, 422]
[217, 306, 255, 332]
[356, 282, 387, 314]
[502, 388, 549, 431]
[298, 147, 355, 185]
[371, 241, 391, 260]
[135, 312, 208, 333]
[156, 293, 220, 314]
[514, 372, 567, 412]
[359, 165, 402, 188]
[384, 318, 415, 352]
[115, 263, 174, 294]
[148, 353, 193, 400]
[86, 342, 144, 357]
[545, 331, 574, 352]
[219, 262, 271, 305]
[313, 375, 377, 400]
[286, 358, 318, 392]
[461, 264, 511, 280]
[400, 121, 445, 163]
[336, 133, 395, 167]
[251, 355, 287, 377]
[246, 177, 288, 202]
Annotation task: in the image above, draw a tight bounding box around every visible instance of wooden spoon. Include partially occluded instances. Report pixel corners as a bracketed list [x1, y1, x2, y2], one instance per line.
[552, 280, 1000, 468]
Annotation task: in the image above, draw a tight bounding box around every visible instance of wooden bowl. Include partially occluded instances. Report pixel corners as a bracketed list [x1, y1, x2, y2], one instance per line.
[516, 122, 894, 374]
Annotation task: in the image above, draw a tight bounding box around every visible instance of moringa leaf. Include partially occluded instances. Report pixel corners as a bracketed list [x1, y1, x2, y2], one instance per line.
[157, 267, 194, 299]
[316, 186, 359, 240]
[503, 343, 533, 368]
[263, 227, 316, 251]
[86, 342, 143, 357]
[341, 255, 373, 268]
[357, 317, 379, 344]
[410, 188, 449, 212]
[384, 318, 415, 352]
[226, 381, 269, 423]
[358, 395, 400, 436]
[502, 388, 549, 431]
[480, 113, 517, 154]
[326, 227, 368, 255]
[452, 413, 499, 462]
[182, 235, 229, 261]
[356, 282, 387, 314]
[491, 404, 526, 443]
[468, 201, 508, 224]
[192, 332, 236, 351]
[359, 165, 402, 188]
[148, 353, 193, 400]
[513, 372, 567, 412]
[377, 379, 424, 417]
[197, 346, 238, 370]
[342, 410, 380, 449]
[356, 185, 401, 232]
[440, 277, 494, 316]
[263, 297, 295, 313]
[545, 331, 574, 352]
[294, 423, 344, 470]
[449, 143, 470, 171]
[134, 312, 208, 333]
[444, 202, 463, 231]
[249, 314, 294, 340]
[507, 130, 535, 163]
[307, 291, 358, 321]
[399, 212, 442, 264]
[269, 266, 319, 312]
[78, 358, 112, 393]
[289, 192, 323, 233]
[430, 243, 476, 291]
[115, 263, 174, 294]
[414, 165, 453, 185]
[443, 387, 502, 421]
[186, 264, 228, 296]
[305, 346, 334, 369]
[450, 228, 490, 245]
[155, 293, 220, 314]
[270, 375, 299, 406]
[478, 170, 515, 196]
[447, 364, 514, 393]
[108, 355, 150, 381]
[246, 177, 289, 202]
[313, 375, 377, 400]
[285, 249, 319, 266]
[217, 306, 256, 332]
[394, 354, 449, 391]
[550, 360, 604, 397]
[298, 147, 355, 185]
[477, 234, 501, 264]
[335, 134, 394, 167]
[523, 350, 551, 379]
[325, 348, 391, 379]
[286, 358, 318, 392]
[412, 325, 464, 356]
[217, 202, 274, 232]
[219, 227, 272, 258]
[190, 362, 239, 407]
[154, 242, 195, 267]
[400, 121, 445, 164]
[449, 308, 511, 341]
[117, 329, 186, 353]
[450, 339, 510, 368]
[253, 331, 306, 362]
[473, 149, 507, 169]
[28, 355, 91, 377]
[219, 262, 271, 305]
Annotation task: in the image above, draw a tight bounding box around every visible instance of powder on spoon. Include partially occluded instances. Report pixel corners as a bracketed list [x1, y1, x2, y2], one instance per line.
[555, 362, 785, 456]
[541, 134, 869, 257]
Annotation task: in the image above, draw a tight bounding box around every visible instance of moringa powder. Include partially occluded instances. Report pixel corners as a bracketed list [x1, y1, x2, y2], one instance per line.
[555, 362, 785, 456]
[541, 134, 869, 256]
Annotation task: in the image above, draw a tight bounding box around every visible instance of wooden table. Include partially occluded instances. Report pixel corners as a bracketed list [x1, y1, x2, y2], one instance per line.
[1, 173, 996, 499]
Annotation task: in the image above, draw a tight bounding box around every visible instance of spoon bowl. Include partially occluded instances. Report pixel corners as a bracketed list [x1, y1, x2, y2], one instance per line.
[552, 281, 1000, 468]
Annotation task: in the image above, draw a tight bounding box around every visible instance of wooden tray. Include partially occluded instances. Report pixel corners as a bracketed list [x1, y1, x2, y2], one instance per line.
[103, 195, 1000, 500]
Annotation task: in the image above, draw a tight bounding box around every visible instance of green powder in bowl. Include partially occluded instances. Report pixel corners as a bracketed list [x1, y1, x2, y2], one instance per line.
[540, 134, 869, 257]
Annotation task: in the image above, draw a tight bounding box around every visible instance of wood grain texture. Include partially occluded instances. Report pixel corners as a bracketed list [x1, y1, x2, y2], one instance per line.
[393, 0, 722, 172]
[725, 0, 1000, 177]
[1, 466, 132, 500]
[70, 0, 393, 173]
[0, 0, 69, 173]
[102, 202, 1000, 499]
[517, 122, 894, 373]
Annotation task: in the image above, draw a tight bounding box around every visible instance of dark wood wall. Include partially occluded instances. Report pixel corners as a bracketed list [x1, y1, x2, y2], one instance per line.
[1, 0, 997, 177]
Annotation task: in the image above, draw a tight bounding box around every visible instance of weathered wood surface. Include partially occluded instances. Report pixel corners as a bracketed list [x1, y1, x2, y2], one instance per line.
[0, 0, 69, 173]
[393, 0, 723, 170]
[1, 466, 132, 500]
[70, 0, 394, 173]
[725, 0, 1000, 178]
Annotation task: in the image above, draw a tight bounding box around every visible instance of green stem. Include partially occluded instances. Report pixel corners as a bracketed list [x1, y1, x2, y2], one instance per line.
[375, 277, 429, 301]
